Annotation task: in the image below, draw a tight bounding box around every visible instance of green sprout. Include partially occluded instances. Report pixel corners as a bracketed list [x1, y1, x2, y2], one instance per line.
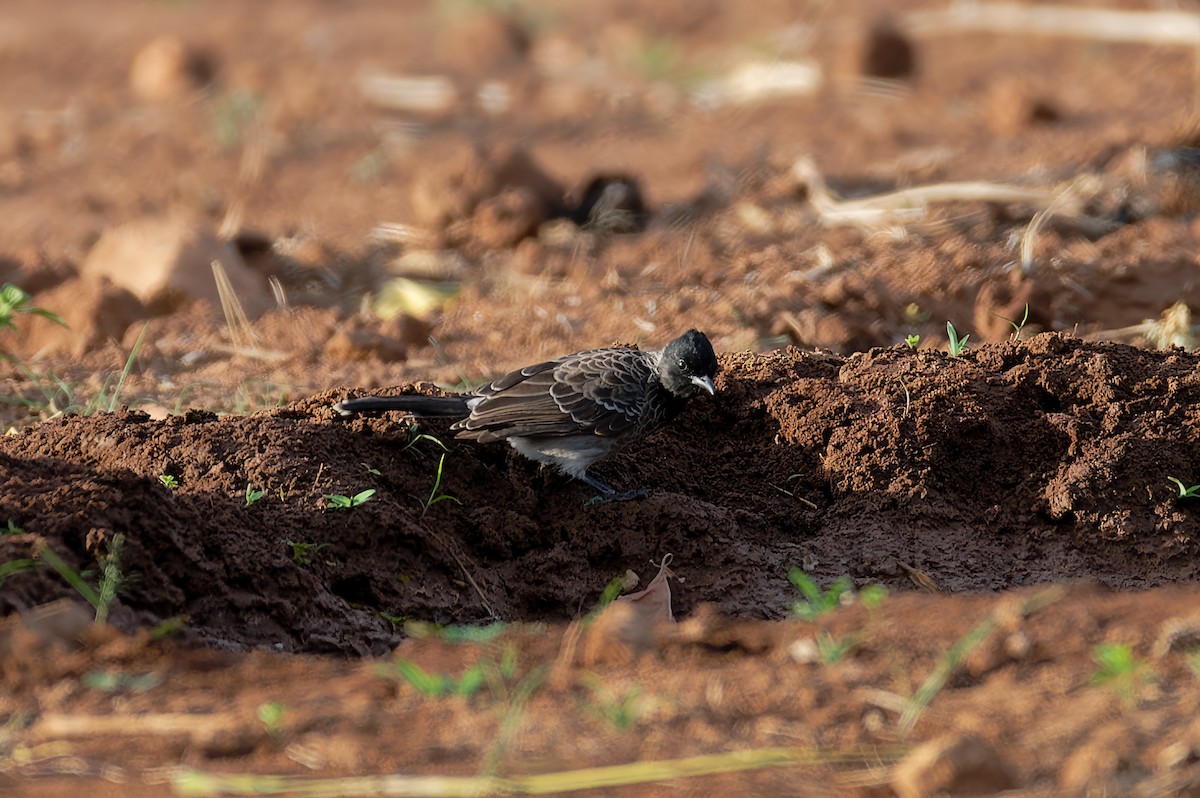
[787, 569, 853, 621]
[159, 474, 180, 490]
[362, 463, 382, 476]
[244, 484, 265, 506]
[0, 558, 36, 585]
[991, 303, 1030, 341]
[421, 454, 461, 516]
[0, 283, 64, 333]
[3, 520, 23, 535]
[325, 488, 376, 509]
[580, 674, 643, 730]
[1090, 643, 1155, 707]
[37, 534, 126, 624]
[946, 321, 970, 357]
[256, 702, 286, 736]
[904, 334, 920, 349]
[1168, 477, 1200, 499]
[384, 659, 488, 699]
[285, 539, 329, 566]
[815, 631, 854, 665]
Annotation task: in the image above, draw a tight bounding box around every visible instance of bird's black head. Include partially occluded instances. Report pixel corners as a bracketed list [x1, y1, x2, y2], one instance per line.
[658, 329, 719, 398]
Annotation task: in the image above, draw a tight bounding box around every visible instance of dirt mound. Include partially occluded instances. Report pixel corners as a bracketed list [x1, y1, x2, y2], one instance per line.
[3, 333, 1198, 654]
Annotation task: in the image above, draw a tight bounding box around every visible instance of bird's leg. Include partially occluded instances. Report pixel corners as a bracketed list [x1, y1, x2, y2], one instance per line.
[579, 471, 648, 504]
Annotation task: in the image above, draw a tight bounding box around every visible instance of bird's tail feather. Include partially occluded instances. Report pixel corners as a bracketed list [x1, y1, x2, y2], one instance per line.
[334, 394, 470, 417]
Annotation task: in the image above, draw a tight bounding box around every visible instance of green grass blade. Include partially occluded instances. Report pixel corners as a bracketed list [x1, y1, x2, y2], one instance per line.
[107, 322, 148, 412]
[37, 544, 101, 609]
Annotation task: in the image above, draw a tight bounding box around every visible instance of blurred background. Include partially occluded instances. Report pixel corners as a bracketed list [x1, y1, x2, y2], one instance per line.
[3, 0, 1200, 415]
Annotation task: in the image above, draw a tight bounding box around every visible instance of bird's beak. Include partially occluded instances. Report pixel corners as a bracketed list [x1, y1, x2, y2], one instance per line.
[691, 375, 716, 396]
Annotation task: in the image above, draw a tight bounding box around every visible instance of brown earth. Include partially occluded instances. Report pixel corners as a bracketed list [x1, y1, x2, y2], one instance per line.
[5, 0, 1200, 795]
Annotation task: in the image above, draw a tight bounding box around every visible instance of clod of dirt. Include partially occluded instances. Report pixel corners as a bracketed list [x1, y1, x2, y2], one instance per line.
[892, 734, 1016, 798]
[1058, 719, 1154, 793]
[434, 12, 530, 72]
[567, 175, 648, 234]
[983, 76, 1061, 136]
[80, 216, 269, 317]
[8, 273, 144, 357]
[408, 140, 564, 235]
[324, 314, 430, 363]
[129, 36, 215, 103]
[861, 18, 916, 80]
[455, 187, 548, 249]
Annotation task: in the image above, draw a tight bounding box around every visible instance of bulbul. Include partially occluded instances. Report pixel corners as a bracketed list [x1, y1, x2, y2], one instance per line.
[334, 329, 719, 499]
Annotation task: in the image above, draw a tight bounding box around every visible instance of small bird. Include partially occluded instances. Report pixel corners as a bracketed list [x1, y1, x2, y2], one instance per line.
[335, 330, 719, 499]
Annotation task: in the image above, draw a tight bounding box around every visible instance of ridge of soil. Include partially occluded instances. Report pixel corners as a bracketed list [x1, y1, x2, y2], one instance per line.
[3, 333, 1198, 654]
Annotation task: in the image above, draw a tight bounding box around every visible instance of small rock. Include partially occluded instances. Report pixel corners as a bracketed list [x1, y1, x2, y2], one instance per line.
[81, 216, 269, 317]
[892, 733, 1016, 798]
[129, 36, 214, 103]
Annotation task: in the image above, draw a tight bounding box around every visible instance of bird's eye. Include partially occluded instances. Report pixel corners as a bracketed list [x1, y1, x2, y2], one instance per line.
[677, 358, 687, 370]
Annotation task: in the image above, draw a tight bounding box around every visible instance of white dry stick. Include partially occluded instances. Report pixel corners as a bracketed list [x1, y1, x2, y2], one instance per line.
[793, 156, 1056, 230]
[906, 3, 1200, 46]
[360, 73, 457, 114]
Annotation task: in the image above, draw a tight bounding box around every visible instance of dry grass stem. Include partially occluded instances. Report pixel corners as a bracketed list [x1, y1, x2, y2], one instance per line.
[907, 3, 1200, 46]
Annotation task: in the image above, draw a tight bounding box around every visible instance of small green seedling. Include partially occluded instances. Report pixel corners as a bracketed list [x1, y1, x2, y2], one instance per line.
[580, 674, 643, 731]
[421, 454, 461, 516]
[404, 621, 508, 644]
[37, 534, 125, 624]
[1168, 477, 1200, 499]
[1186, 650, 1200, 681]
[903, 302, 929, 325]
[815, 631, 854, 665]
[0, 559, 36, 585]
[859, 584, 889, 611]
[285, 539, 329, 566]
[362, 463, 382, 476]
[403, 429, 449, 454]
[946, 321, 970, 357]
[0, 283, 64, 333]
[991, 304, 1031, 341]
[904, 334, 920, 349]
[1090, 642, 1155, 707]
[159, 474, 179, 490]
[149, 615, 189, 640]
[325, 488, 376, 509]
[83, 669, 162, 693]
[788, 569, 854, 621]
[244, 485, 265, 507]
[3, 520, 23, 535]
[256, 702, 286, 736]
[385, 659, 488, 699]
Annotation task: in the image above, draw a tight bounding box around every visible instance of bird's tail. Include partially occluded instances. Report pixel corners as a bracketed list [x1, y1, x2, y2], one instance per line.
[334, 394, 470, 418]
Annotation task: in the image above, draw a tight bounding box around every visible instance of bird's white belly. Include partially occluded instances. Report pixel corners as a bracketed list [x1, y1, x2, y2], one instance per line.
[507, 436, 620, 479]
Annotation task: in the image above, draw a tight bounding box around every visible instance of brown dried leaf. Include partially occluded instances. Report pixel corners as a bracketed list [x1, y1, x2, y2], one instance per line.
[617, 554, 677, 624]
[897, 560, 942, 594]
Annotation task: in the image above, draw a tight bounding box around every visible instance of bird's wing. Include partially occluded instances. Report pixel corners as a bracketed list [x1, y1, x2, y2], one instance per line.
[453, 348, 652, 440]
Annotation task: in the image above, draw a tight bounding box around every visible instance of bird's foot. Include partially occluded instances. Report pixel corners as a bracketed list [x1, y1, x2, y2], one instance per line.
[579, 471, 648, 504]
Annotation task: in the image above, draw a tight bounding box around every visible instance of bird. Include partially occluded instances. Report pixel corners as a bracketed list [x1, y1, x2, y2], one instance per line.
[334, 329, 719, 500]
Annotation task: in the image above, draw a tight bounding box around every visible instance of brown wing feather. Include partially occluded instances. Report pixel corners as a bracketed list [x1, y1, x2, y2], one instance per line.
[452, 347, 654, 442]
